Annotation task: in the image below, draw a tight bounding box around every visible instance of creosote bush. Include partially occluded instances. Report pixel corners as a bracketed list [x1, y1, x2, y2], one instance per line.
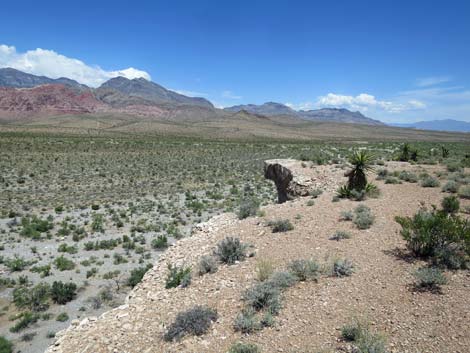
[127, 264, 152, 288]
[267, 219, 294, 233]
[164, 305, 217, 341]
[396, 208, 469, 269]
[441, 196, 460, 214]
[442, 180, 458, 193]
[214, 237, 248, 265]
[165, 264, 192, 289]
[0, 336, 13, 353]
[340, 320, 387, 353]
[51, 281, 77, 304]
[420, 176, 440, 188]
[238, 197, 260, 220]
[458, 185, 470, 199]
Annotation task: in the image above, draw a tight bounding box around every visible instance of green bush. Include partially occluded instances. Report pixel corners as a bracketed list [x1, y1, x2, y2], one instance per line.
[54, 255, 75, 271]
[4, 255, 29, 272]
[442, 180, 459, 193]
[214, 237, 247, 265]
[458, 185, 470, 199]
[228, 342, 260, 353]
[266, 271, 297, 289]
[398, 171, 418, 183]
[420, 176, 440, 188]
[151, 235, 168, 249]
[413, 267, 447, 291]
[51, 281, 77, 304]
[56, 312, 69, 322]
[13, 283, 50, 311]
[441, 196, 460, 214]
[0, 336, 13, 353]
[163, 305, 217, 341]
[353, 205, 375, 229]
[340, 320, 387, 353]
[10, 312, 40, 333]
[165, 264, 191, 289]
[127, 264, 152, 288]
[268, 219, 294, 233]
[287, 259, 320, 281]
[396, 209, 470, 269]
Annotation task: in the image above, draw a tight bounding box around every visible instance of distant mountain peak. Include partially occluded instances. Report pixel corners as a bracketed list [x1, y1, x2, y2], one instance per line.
[224, 102, 383, 125]
[390, 119, 470, 132]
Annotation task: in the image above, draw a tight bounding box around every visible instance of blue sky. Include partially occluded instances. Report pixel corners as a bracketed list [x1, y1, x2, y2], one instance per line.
[1, 0, 469, 123]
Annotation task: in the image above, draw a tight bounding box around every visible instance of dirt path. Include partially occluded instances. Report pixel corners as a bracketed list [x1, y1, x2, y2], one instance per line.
[47, 162, 470, 353]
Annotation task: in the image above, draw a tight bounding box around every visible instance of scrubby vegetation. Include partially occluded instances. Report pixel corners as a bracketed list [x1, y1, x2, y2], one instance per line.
[164, 305, 217, 341]
[214, 237, 248, 264]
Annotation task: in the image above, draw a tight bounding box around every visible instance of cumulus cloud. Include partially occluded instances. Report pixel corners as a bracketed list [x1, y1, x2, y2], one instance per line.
[316, 93, 426, 113]
[0, 44, 151, 87]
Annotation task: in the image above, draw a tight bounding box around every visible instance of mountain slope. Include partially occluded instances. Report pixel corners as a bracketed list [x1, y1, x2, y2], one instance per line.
[390, 119, 470, 132]
[97, 77, 213, 108]
[224, 102, 383, 125]
[0, 67, 88, 91]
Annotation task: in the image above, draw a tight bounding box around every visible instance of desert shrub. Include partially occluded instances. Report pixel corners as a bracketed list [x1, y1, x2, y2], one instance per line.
[233, 308, 260, 333]
[340, 210, 353, 221]
[58, 243, 78, 254]
[54, 255, 75, 271]
[309, 189, 323, 198]
[268, 219, 294, 233]
[20, 215, 53, 238]
[127, 264, 152, 287]
[420, 176, 440, 188]
[151, 235, 168, 249]
[163, 305, 217, 341]
[165, 264, 191, 289]
[397, 143, 418, 162]
[214, 237, 247, 264]
[242, 281, 281, 314]
[0, 336, 13, 353]
[330, 230, 352, 241]
[376, 168, 388, 180]
[56, 312, 69, 322]
[398, 171, 418, 183]
[413, 267, 447, 291]
[228, 342, 260, 353]
[306, 199, 315, 206]
[341, 320, 387, 353]
[51, 281, 77, 304]
[13, 283, 50, 312]
[266, 271, 297, 289]
[441, 196, 460, 214]
[238, 197, 260, 220]
[287, 259, 320, 281]
[91, 213, 104, 233]
[332, 259, 354, 277]
[197, 255, 218, 276]
[255, 259, 275, 281]
[385, 176, 400, 184]
[353, 205, 375, 229]
[396, 209, 470, 269]
[10, 312, 40, 333]
[446, 162, 462, 172]
[4, 255, 29, 272]
[458, 185, 470, 199]
[442, 180, 459, 193]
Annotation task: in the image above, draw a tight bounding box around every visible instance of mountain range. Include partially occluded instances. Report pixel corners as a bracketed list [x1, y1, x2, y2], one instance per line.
[390, 119, 470, 132]
[0, 68, 468, 133]
[0, 68, 381, 125]
[224, 102, 384, 125]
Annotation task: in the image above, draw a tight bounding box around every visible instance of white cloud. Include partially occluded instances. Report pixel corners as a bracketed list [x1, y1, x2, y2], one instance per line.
[316, 93, 426, 113]
[222, 90, 242, 99]
[0, 44, 150, 87]
[169, 88, 208, 97]
[415, 76, 451, 87]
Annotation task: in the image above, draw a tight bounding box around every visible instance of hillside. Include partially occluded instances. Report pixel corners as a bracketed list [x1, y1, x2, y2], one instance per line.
[45, 160, 470, 353]
[225, 102, 384, 125]
[390, 119, 470, 132]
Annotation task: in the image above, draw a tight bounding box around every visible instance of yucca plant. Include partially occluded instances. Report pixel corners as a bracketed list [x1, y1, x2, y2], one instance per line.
[345, 151, 375, 191]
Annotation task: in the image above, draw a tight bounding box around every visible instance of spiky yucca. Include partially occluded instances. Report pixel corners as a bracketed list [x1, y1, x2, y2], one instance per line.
[345, 150, 374, 191]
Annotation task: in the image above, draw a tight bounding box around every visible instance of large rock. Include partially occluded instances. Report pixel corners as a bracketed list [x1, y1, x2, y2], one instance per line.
[264, 159, 316, 203]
